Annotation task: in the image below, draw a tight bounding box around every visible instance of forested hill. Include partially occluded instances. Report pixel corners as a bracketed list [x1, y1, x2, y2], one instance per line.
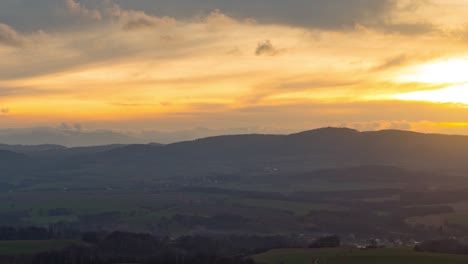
[1, 127, 468, 187]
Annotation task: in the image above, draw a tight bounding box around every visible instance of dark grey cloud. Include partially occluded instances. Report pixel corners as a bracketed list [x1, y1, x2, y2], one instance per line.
[0, 0, 64, 31]
[116, 0, 395, 28]
[0, 0, 105, 32]
[116, 0, 432, 33]
[0, 0, 432, 34]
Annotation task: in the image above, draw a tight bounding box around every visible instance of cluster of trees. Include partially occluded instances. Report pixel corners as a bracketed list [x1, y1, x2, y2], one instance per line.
[0, 229, 295, 264]
[25, 231, 289, 264]
[0, 227, 52, 240]
[170, 214, 251, 230]
[31, 249, 255, 264]
[0, 211, 29, 226]
[401, 190, 468, 205]
[82, 231, 290, 256]
[45, 208, 72, 217]
[415, 239, 468, 254]
[309, 235, 341, 248]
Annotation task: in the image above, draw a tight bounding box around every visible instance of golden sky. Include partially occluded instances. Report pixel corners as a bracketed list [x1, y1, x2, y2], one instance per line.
[1, 0, 468, 134]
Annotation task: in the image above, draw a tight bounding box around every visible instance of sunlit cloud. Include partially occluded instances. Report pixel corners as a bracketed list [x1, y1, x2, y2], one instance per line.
[0, 0, 468, 134]
[396, 57, 468, 84]
[394, 85, 468, 105]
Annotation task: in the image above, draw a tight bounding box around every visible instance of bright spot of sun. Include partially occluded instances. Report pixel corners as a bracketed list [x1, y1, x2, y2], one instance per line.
[397, 57, 468, 84]
[394, 57, 468, 104]
[394, 85, 468, 105]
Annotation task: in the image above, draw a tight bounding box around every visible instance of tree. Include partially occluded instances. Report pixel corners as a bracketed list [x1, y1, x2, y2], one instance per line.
[309, 235, 341, 248]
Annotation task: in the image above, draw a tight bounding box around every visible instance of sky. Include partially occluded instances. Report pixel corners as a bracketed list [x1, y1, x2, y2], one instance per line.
[1, 0, 468, 135]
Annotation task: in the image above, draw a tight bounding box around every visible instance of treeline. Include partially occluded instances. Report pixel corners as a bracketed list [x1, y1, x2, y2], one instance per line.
[415, 239, 468, 255]
[1, 230, 292, 264]
[28, 231, 288, 264]
[81, 231, 291, 256]
[0, 227, 52, 240]
[0, 225, 79, 240]
[183, 187, 468, 208]
[32, 250, 255, 264]
[181, 187, 401, 202]
[0, 211, 29, 226]
[401, 189, 468, 205]
[309, 235, 341, 248]
[3, 251, 255, 264]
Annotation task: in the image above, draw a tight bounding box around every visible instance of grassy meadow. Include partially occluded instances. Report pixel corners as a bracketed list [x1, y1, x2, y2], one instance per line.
[253, 248, 468, 264]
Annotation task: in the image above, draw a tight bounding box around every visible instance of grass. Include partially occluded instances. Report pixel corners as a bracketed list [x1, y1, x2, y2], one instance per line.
[253, 248, 468, 264]
[0, 240, 82, 256]
[0, 191, 184, 225]
[1, 190, 333, 226]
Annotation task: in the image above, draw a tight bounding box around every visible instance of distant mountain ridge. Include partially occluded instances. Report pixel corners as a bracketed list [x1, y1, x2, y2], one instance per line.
[64, 127, 468, 179]
[0, 144, 66, 153]
[1, 127, 468, 188]
[0, 127, 294, 146]
[0, 127, 146, 147]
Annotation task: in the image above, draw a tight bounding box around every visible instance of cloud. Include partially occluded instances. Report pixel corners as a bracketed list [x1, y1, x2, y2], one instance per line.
[244, 76, 360, 104]
[65, 0, 102, 20]
[111, 0, 433, 34]
[73, 123, 82, 131]
[0, 108, 9, 114]
[371, 53, 441, 72]
[118, 11, 176, 31]
[0, 0, 434, 34]
[0, 86, 65, 98]
[380, 22, 435, 35]
[58, 122, 82, 131]
[0, 0, 466, 133]
[0, 23, 23, 47]
[347, 120, 413, 131]
[255, 40, 278, 56]
[122, 17, 156, 30]
[59, 122, 71, 130]
[372, 54, 410, 71]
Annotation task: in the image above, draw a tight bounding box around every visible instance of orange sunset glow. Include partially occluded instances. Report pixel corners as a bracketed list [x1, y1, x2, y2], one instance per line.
[1, 0, 468, 135]
[5, 2, 468, 259]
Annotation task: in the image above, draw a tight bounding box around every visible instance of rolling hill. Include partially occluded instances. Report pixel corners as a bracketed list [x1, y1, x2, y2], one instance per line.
[78, 127, 468, 179]
[1, 127, 468, 189]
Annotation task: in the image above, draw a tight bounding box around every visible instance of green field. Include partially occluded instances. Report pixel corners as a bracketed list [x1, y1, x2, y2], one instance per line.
[1, 191, 334, 227]
[253, 248, 468, 264]
[0, 240, 82, 256]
